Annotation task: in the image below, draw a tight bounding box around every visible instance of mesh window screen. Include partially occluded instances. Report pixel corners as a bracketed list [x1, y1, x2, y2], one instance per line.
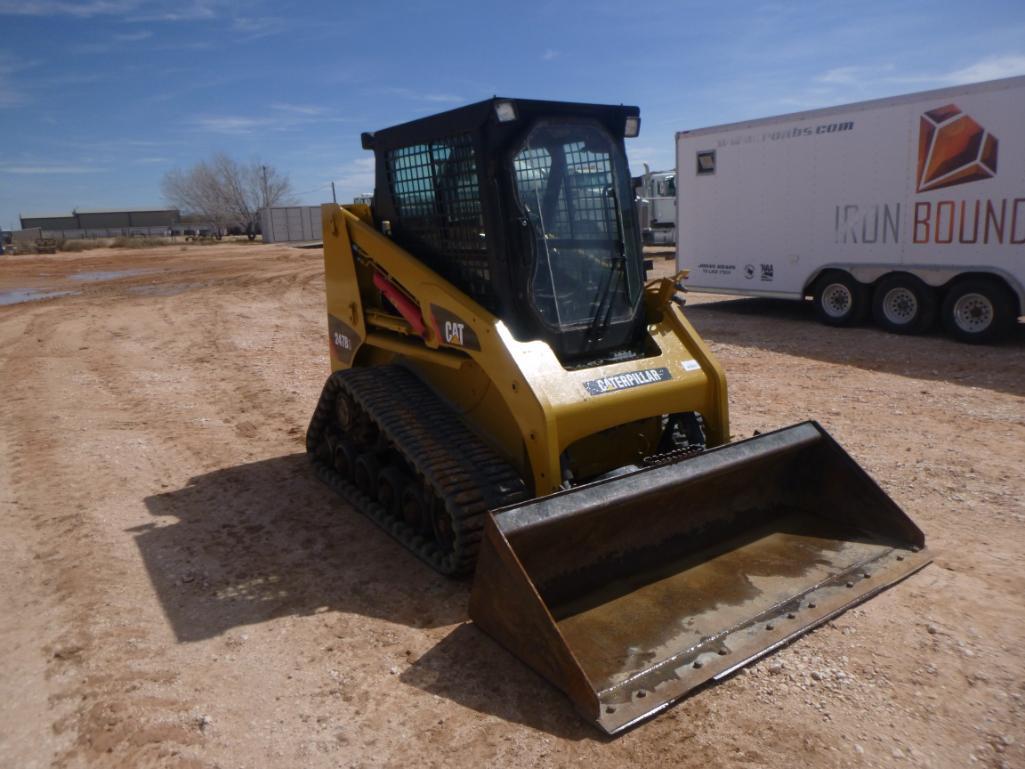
[386, 134, 494, 309]
[561, 141, 615, 237]
[514, 142, 617, 240]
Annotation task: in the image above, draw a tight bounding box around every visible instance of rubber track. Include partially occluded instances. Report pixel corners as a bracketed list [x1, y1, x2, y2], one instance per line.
[307, 366, 527, 576]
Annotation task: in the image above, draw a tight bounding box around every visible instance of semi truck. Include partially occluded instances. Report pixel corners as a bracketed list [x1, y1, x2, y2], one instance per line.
[676, 75, 1025, 342]
[634, 164, 676, 245]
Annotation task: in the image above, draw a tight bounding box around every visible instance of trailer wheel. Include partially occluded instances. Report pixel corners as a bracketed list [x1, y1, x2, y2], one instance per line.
[812, 271, 867, 327]
[941, 278, 1016, 343]
[872, 274, 936, 334]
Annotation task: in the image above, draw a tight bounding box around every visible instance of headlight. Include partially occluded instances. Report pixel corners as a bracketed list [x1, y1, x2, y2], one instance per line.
[494, 100, 517, 123]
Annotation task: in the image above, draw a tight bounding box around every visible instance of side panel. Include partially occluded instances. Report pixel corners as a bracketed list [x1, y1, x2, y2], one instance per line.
[322, 204, 366, 370]
[677, 81, 1025, 300]
[904, 87, 1024, 293]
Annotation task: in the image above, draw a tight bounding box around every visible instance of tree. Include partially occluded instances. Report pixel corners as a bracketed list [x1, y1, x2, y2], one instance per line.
[162, 154, 295, 239]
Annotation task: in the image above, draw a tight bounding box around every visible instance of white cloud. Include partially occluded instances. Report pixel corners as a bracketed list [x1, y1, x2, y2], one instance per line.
[939, 55, 1025, 85]
[0, 53, 28, 106]
[271, 103, 327, 116]
[230, 16, 283, 39]
[816, 54, 1025, 92]
[189, 108, 351, 135]
[114, 29, 153, 41]
[72, 41, 115, 53]
[190, 110, 350, 134]
[422, 93, 463, 103]
[0, 0, 221, 20]
[380, 87, 463, 104]
[0, 0, 138, 16]
[232, 16, 268, 31]
[334, 157, 375, 193]
[127, 1, 218, 21]
[45, 137, 184, 152]
[0, 162, 100, 174]
[626, 146, 673, 176]
[541, 49, 560, 61]
[191, 115, 273, 134]
[152, 39, 213, 51]
[816, 64, 895, 86]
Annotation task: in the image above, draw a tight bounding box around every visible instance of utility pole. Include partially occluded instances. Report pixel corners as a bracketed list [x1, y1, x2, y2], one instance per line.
[331, 181, 337, 203]
[261, 165, 269, 208]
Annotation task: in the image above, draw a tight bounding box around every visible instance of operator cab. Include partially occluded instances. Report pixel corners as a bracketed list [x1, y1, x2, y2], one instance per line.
[362, 97, 646, 365]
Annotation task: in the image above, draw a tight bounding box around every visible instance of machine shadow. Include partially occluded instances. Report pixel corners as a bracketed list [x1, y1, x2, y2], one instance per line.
[136, 453, 466, 643]
[686, 297, 1025, 397]
[401, 623, 600, 741]
[139, 454, 602, 738]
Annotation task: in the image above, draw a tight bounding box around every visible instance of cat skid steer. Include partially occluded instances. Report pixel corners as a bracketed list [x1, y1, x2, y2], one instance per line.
[306, 97, 930, 733]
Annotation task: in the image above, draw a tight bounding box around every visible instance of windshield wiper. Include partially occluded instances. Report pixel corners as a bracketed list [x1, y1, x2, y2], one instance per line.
[586, 248, 626, 342]
[586, 184, 627, 342]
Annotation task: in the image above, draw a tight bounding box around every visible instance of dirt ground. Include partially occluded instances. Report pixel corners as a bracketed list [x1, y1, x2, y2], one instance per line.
[1, 243, 1022, 769]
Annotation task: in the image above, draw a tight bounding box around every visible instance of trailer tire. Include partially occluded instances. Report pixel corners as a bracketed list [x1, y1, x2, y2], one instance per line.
[941, 278, 1016, 344]
[812, 271, 867, 327]
[872, 274, 936, 335]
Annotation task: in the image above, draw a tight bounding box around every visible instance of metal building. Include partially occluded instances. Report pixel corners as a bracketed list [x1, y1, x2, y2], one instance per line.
[75, 208, 179, 230]
[19, 213, 79, 231]
[19, 208, 181, 238]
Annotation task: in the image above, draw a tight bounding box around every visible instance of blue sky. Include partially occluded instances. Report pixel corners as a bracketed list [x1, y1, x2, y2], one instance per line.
[1, 0, 1024, 230]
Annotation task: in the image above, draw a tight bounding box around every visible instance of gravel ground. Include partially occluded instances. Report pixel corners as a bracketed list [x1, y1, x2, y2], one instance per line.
[1, 244, 1022, 769]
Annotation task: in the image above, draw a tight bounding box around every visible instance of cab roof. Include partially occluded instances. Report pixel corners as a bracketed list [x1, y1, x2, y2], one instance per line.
[361, 96, 639, 151]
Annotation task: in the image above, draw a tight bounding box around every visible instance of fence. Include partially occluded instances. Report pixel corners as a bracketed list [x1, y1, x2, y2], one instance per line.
[37, 227, 183, 240]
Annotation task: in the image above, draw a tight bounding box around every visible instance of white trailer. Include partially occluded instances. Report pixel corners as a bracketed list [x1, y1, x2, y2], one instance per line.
[676, 75, 1025, 342]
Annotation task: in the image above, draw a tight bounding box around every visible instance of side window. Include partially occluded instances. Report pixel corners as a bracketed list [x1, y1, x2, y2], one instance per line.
[388, 143, 435, 220]
[696, 150, 716, 176]
[386, 134, 494, 308]
[387, 136, 482, 231]
[666, 175, 676, 196]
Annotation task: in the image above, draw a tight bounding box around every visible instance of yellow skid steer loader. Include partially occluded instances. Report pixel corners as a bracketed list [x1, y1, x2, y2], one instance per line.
[306, 97, 930, 734]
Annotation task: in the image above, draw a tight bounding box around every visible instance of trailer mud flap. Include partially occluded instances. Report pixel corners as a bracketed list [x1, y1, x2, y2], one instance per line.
[468, 421, 930, 734]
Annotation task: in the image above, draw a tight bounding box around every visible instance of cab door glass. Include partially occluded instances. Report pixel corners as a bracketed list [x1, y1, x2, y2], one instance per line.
[512, 121, 641, 331]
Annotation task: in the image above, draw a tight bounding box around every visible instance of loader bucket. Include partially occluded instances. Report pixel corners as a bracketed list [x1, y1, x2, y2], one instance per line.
[469, 421, 930, 734]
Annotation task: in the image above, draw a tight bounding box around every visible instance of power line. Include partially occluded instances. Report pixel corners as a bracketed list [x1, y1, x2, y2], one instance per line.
[291, 182, 334, 197]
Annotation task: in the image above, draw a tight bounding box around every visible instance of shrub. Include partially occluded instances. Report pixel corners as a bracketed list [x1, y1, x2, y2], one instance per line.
[58, 240, 104, 252]
[110, 236, 172, 249]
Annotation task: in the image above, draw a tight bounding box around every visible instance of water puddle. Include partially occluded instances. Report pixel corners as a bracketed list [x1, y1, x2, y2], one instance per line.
[126, 282, 200, 297]
[0, 289, 79, 306]
[70, 268, 155, 282]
